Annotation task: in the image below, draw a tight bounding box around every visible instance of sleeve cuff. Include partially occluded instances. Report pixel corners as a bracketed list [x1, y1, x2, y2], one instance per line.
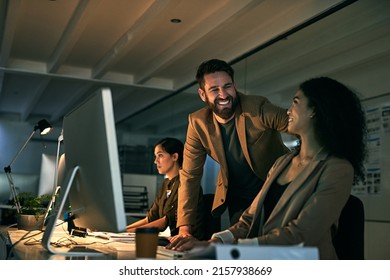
[237, 237, 259, 246]
[211, 230, 235, 244]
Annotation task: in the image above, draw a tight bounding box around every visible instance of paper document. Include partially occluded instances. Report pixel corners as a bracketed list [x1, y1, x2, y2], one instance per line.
[90, 226, 171, 243]
[89, 231, 136, 242]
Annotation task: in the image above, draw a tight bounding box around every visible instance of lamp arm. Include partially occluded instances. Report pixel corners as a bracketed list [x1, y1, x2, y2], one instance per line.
[7, 130, 36, 168]
[43, 186, 61, 225]
[4, 171, 21, 213]
[3, 129, 37, 214]
[53, 130, 63, 188]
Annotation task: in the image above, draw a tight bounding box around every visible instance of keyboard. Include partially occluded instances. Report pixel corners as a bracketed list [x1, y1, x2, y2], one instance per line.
[157, 246, 187, 259]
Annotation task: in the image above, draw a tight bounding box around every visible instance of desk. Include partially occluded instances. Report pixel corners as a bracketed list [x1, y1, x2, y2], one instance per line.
[4, 227, 172, 260]
[3, 226, 320, 260]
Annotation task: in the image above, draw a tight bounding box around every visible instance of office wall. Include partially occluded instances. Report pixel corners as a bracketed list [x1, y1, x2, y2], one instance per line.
[0, 120, 60, 204]
[353, 93, 390, 259]
[0, 120, 59, 175]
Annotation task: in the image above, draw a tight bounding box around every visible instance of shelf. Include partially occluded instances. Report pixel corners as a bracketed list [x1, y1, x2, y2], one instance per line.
[122, 185, 149, 213]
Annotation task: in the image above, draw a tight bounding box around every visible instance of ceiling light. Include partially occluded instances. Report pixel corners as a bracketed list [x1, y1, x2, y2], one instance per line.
[170, 18, 182, 23]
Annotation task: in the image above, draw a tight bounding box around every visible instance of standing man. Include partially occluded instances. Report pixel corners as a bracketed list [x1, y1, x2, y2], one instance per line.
[173, 59, 289, 241]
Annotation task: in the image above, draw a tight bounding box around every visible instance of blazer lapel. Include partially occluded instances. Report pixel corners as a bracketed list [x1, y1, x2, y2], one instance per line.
[246, 157, 291, 237]
[160, 177, 179, 217]
[264, 149, 329, 230]
[166, 178, 179, 204]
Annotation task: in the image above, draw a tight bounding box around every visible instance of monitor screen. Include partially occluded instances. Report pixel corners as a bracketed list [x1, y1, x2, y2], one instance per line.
[42, 88, 127, 256]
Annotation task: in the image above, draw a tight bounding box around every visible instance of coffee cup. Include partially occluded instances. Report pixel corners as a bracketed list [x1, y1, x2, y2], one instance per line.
[135, 227, 159, 259]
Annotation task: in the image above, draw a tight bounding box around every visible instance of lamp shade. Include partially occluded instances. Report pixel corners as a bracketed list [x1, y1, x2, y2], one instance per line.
[35, 119, 53, 135]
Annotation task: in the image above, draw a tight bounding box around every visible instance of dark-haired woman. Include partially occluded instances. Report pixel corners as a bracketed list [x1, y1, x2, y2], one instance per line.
[126, 138, 204, 239]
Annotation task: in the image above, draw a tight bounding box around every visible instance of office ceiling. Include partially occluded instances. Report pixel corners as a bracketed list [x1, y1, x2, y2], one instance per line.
[1, 0, 390, 137]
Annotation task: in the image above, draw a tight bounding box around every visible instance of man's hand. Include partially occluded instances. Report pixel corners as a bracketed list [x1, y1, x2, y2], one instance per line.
[167, 235, 208, 251]
[178, 225, 192, 236]
[166, 225, 192, 250]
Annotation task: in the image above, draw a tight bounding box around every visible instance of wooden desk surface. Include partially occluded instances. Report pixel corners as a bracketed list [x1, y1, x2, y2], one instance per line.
[6, 227, 171, 260]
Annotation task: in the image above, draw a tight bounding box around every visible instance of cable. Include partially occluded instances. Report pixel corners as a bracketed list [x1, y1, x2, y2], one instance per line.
[6, 229, 43, 259]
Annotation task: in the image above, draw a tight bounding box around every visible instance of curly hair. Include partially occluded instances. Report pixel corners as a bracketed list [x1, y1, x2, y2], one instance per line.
[298, 77, 367, 184]
[154, 137, 184, 167]
[195, 59, 235, 90]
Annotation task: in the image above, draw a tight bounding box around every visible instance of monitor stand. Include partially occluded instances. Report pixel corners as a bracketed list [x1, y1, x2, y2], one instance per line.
[41, 166, 105, 257]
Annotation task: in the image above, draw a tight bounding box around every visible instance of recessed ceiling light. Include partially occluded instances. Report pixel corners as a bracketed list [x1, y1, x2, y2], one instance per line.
[170, 18, 182, 23]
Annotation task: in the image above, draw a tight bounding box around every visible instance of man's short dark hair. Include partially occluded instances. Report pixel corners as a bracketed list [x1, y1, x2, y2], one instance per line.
[196, 59, 235, 90]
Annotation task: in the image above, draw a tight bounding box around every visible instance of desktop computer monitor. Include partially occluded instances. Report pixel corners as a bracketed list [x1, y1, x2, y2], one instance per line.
[42, 88, 127, 256]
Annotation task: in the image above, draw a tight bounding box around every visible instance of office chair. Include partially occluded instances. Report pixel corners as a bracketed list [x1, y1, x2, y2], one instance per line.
[333, 194, 365, 260]
[202, 194, 221, 240]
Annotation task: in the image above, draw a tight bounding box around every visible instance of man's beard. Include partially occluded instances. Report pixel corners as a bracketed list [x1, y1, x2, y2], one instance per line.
[205, 94, 238, 120]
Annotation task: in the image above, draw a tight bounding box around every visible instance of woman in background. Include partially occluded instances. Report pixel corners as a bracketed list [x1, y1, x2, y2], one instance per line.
[126, 137, 204, 239]
[168, 77, 367, 259]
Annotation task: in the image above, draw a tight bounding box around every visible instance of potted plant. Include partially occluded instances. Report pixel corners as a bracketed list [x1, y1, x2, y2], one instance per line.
[12, 192, 51, 230]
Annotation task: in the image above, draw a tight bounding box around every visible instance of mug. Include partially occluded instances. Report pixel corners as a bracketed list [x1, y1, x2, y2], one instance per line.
[135, 227, 159, 259]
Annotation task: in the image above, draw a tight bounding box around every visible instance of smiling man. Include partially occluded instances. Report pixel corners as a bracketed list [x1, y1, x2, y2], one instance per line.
[198, 70, 238, 123]
[171, 59, 290, 243]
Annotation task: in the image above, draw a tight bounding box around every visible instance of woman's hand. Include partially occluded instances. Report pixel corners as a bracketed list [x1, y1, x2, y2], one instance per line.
[126, 227, 136, 233]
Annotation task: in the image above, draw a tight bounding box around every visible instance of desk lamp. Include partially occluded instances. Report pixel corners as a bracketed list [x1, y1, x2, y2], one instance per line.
[3, 119, 53, 213]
